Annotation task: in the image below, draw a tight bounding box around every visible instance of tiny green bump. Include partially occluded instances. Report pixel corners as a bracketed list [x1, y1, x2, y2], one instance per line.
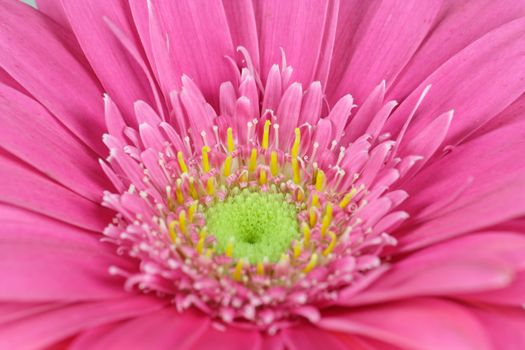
[205, 189, 299, 264]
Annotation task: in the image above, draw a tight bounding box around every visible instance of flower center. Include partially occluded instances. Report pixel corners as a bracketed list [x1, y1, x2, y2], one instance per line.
[206, 189, 299, 263]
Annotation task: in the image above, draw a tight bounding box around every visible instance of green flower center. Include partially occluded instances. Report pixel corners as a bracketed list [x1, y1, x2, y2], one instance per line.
[205, 189, 299, 264]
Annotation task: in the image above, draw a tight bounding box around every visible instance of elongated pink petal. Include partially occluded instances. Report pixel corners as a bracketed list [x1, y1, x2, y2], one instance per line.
[320, 298, 491, 350]
[0, 84, 109, 201]
[0, 297, 164, 350]
[61, 0, 156, 122]
[0, 153, 111, 232]
[329, 0, 441, 104]
[386, 17, 525, 146]
[70, 309, 208, 350]
[0, 0, 105, 154]
[188, 325, 261, 350]
[390, 0, 525, 99]
[344, 232, 525, 305]
[36, 0, 70, 29]
[282, 325, 347, 350]
[222, 1, 260, 70]
[255, 0, 336, 87]
[470, 305, 525, 350]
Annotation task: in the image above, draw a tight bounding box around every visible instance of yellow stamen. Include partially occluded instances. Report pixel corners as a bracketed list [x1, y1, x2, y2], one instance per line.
[196, 230, 206, 254]
[168, 221, 177, 242]
[223, 155, 232, 177]
[321, 211, 332, 238]
[256, 261, 265, 276]
[302, 223, 311, 247]
[240, 170, 249, 183]
[296, 188, 305, 202]
[311, 193, 319, 207]
[325, 202, 334, 221]
[233, 258, 244, 281]
[225, 240, 234, 257]
[291, 128, 301, 159]
[175, 179, 184, 204]
[292, 158, 300, 184]
[270, 151, 279, 176]
[262, 120, 271, 150]
[339, 188, 357, 209]
[309, 207, 317, 227]
[315, 169, 325, 191]
[259, 168, 267, 185]
[177, 151, 188, 173]
[188, 177, 198, 200]
[303, 253, 318, 273]
[323, 231, 337, 256]
[227, 127, 235, 153]
[206, 177, 215, 195]
[178, 210, 187, 235]
[293, 241, 302, 259]
[188, 201, 197, 222]
[201, 146, 211, 172]
[248, 148, 258, 173]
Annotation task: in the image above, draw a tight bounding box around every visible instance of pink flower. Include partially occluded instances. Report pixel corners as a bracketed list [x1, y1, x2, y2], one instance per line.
[1, 0, 525, 349]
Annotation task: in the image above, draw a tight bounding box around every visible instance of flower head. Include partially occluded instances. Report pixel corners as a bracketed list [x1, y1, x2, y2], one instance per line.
[1, 0, 525, 349]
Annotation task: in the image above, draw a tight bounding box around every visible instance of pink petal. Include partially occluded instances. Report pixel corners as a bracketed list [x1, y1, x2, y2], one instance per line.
[0, 153, 111, 232]
[61, 0, 156, 122]
[36, 0, 70, 29]
[255, 0, 336, 87]
[282, 325, 347, 350]
[320, 298, 491, 350]
[328, 0, 441, 104]
[470, 305, 525, 350]
[223, 1, 260, 70]
[390, 0, 525, 100]
[188, 325, 261, 350]
[344, 232, 524, 305]
[70, 308, 208, 350]
[386, 17, 525, 147]
[0, 297, 164, 350]
[0, 83, 109, 201]
[0, 205, 128, 301]
[0, 0, 105, 154]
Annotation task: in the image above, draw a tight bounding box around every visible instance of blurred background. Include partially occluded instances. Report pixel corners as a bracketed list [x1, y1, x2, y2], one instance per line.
[21, 0, 36, 8]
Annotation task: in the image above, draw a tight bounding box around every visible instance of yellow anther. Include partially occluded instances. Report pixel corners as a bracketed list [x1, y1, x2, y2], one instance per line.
[178, 210, 187, 235]
[302, 223, 311, 247]
[292, 158, 301, 184]
[233, 258, 244, 281]
[262, 120, 271, 150]
[177, 151, 188, 173]
[175, 179, 184, 204]
[188, 178, 198, 200]
[256, 261, 265, 276]
[296, 188, 305, 202]
[259, 168, 267, 185]
[223, 155, 232, 177]
[201, 146, 211, 172]
[325, 203, 334, 221]
[188, 201, 198, 222]
[196, 230, 206, 254]
[225, 240, 234, 258]
[321, 211, 332, 238]
[206, 177, 215, 195]
[270, 151, 279, 176]
[291, 128, 301, 159]
[293, 241, 302, 259]
[303, 253, 318, 273]
[311, 193, 319, 207]
[323, 231, 337, 256]
[227, 127, 235, 153]
[315, 169, 325, 192]
[339, 188, 357, 209]
[168, 221, 177, 242]
[248, 148, 258, 173]
[309, 207, 317, 227]
[240, 170, 249, 183]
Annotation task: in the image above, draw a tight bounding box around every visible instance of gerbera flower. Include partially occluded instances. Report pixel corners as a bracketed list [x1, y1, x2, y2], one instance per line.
[1, 0, 525, 349]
